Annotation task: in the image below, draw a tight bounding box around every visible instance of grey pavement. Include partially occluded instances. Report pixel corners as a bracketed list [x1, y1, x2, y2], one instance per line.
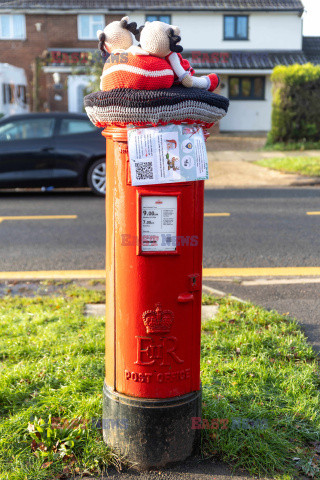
[206, 137, 320, 188]
[206, 155, 320, 188]
[207, 148, 320, 164]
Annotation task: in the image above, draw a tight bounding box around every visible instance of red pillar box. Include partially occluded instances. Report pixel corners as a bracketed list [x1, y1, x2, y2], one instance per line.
[85, 86, 228, 468]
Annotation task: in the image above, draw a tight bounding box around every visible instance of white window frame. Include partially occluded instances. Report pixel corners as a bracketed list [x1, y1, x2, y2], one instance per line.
[0, 14, 26, 40]
[77, 14, 104, 40]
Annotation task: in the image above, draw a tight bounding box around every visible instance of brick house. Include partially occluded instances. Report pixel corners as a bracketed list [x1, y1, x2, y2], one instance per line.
[0, 0, 319, 130]
[0, 2, 122, 112]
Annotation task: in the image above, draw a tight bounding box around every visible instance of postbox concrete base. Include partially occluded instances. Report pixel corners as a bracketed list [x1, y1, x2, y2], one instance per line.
[103, 381, 202, 469]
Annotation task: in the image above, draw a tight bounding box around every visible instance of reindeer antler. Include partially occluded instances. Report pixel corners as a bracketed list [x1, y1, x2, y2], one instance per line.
[134, 24, 144, 42]
[98, 32, 109, 59]
[120, 16, 140, 39]
[168, 28, 183, 53]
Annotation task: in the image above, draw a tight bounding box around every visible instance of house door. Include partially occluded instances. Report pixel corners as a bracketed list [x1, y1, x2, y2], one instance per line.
[67, 75, 93, 113]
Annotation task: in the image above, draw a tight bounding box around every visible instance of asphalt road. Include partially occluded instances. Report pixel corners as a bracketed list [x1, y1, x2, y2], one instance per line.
[0, 187, 320, 271]
[0, 191, 105, 271]
[205, 279, 320, 353]
[203, 187, 320, 268]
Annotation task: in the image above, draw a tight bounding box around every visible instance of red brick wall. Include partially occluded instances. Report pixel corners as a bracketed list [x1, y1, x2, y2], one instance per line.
[0, 13, 121, 111]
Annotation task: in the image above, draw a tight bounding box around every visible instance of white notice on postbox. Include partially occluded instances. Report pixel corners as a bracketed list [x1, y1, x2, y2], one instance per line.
[141, 196, 177, 252]
[127, 124, 208, 186]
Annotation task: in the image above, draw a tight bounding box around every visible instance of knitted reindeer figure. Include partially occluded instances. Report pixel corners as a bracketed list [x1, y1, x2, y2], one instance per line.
[98, 18, 219, 93]
[97, 16, 138, 57]
[139, 21, 219, 92]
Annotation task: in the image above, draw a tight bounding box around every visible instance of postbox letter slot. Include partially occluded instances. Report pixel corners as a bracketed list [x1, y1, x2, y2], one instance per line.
[177, 292, 194, 303]
[188, 273, 200, 291]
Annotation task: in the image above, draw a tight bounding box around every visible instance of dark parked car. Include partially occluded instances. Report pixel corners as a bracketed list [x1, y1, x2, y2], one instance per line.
[0, 112, 106, 195]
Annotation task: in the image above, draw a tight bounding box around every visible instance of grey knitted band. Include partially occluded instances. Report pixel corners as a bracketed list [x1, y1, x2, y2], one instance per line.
[84, 86, 229, 127]
[85, 101, 227, 127]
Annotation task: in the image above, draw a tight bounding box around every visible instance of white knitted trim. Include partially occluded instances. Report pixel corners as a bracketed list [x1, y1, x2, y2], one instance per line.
[101, 64, 174, 79]
[127, 45, 150, 56]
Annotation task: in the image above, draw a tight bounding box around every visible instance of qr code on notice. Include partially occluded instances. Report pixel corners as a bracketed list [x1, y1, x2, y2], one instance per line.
[135, 161, 154, 180]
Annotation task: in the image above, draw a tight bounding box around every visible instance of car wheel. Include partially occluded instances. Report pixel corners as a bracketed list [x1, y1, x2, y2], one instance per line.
[87, 159, 106, 196]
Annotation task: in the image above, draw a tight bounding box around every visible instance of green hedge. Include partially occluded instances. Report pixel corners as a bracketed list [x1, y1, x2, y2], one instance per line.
[269, 63, 320, 144]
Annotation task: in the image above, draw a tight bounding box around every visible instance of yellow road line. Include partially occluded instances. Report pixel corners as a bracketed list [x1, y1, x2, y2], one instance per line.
[1, 267, 320, 280]
[204, 213, 230, 217]
[0, 215, 77, 224]
[307, 212, 320, 215]
[0, 270, 105, 280]
[203, 267, 320, 277]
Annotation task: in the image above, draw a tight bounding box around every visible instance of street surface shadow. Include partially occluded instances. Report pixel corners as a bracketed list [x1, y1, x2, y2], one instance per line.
[0, 188, 98, 198]
[0, 280, 104, 298]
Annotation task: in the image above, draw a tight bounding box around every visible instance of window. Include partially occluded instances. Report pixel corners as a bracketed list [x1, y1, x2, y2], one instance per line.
[0, 14, 26, 39]
[59, 118, 96, 135]
[2, 84, 10, 104]
[17, 85, 27, 104]
[3, 84, 27, 105]
[224, 15, 248, 40]
[78, 14, 104, 40]
[0, 118, 54, 142]
[145, 15, 171, 24]
[229, 77, 265, 100]
[76, 85, 86, 113]
[3, 84, 16, 104]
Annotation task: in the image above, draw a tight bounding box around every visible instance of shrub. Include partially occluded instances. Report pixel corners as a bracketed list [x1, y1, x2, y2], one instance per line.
[269, 63, 320, 144]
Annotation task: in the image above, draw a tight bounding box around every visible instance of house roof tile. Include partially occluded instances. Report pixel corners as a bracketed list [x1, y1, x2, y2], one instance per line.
[183, 49, 308, 69]
[0, 0, 304, 11]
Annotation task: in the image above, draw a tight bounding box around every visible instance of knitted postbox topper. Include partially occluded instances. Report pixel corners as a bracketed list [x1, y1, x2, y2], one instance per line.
[84, 86, 229, 129]
[84, 17, 229, 128]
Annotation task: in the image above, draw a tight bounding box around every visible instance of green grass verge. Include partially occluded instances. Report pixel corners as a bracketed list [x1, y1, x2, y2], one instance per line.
[201, 297, 320, 479]
[256, 156, 320, 177]
[0, 288, 320, 479]
[263, 140, 320, 151]
[0, 287, 115, 480]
